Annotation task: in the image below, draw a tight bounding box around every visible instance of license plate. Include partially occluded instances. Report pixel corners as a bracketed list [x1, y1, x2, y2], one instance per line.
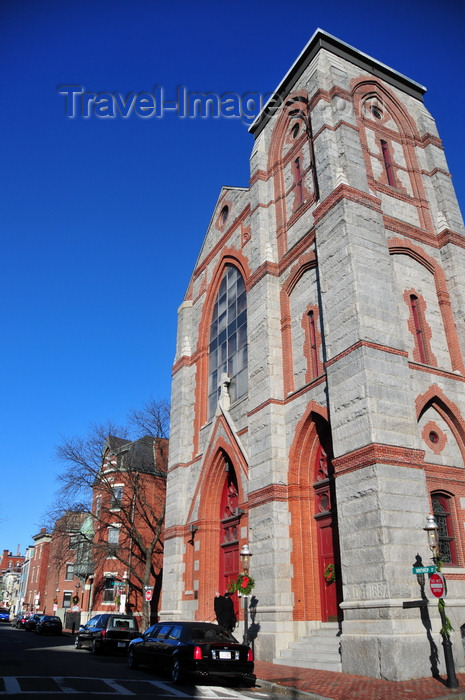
[118, 642, 126, 648]
[219, 651, 231, 659]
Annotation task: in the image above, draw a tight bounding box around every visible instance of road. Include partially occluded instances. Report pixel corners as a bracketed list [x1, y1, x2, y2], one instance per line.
[0, 624, 269, 698]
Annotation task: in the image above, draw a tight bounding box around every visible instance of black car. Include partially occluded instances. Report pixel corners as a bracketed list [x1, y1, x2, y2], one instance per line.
[12, 612, 28, 628]
[35, 615, 62, 634]
[127, 621, 254, 685]
[24, 613, 42, 631]
[75, 614, 139, 654]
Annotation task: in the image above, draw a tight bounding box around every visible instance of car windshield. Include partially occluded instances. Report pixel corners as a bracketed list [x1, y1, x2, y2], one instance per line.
[190, 626, 238, 643]
[110, 617, 137, 629]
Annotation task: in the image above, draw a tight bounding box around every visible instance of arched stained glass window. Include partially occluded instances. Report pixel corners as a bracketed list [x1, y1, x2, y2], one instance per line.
[432, 493, 457, 565]
[208, 266, 247, 418]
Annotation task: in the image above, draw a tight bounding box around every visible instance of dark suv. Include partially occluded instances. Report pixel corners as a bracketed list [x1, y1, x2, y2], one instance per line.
[75, 614, 139, 654]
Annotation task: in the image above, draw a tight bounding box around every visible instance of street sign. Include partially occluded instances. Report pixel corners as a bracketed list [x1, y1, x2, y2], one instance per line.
[145, 589, 153, 602]
[412, 565, 436, 575]
[429, 572, 445, 598]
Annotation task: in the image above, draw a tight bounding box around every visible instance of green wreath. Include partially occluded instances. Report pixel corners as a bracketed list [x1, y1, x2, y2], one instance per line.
[228, 573, 255, 596]
[324, 563, 335, 584]
[72, 595, 79, 605]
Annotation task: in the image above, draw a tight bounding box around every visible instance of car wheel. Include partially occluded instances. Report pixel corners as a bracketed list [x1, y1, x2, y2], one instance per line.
[171, 657, 184, 684]
[91, 639, 100, 655]
[127, 648, 138, 669]
[74, 636, 82, 649]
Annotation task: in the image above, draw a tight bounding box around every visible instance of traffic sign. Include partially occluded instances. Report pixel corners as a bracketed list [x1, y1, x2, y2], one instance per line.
[412, 565, 436, 575]
[429, 572, 445, 598]
[145, 589, 153, 602]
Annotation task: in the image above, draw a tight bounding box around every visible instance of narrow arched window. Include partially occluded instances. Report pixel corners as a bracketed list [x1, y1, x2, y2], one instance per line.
[294, 157, 303, 208]
[381, 139, 395, 187]
[208, 266, 247, 418]
[410, 294, 427, 364]
[432, 493, 457, 565]
[308, 310, 319, 378]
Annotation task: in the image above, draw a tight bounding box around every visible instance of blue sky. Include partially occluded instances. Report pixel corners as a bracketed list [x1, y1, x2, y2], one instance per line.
[1, 0, 464, 554]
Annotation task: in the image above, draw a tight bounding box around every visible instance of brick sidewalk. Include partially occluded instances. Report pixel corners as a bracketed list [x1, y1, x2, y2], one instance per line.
[253, 660, 465, 700]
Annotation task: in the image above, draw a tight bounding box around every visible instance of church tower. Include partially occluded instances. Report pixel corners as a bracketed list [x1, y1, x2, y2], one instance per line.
[162, 30, 465, 680]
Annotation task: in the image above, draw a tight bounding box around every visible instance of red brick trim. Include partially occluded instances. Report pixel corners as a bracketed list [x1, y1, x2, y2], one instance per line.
[249, 169, 269, 186]
[192, 250, 252, 455]
[312, 119, 359, 142]
[437, 229, 465, 250]
[351, 78, 433, 232]
[313, 184, 382, 225]
[388, 237, 465, 374]
[188, 433, 249, 619]
[266, 90, 318, 259]
[409, 362, 465, 382]
[164, 525, 187, 541]
[192, 209, 251, 280]
[325, 339, 408, 368]
[248, 484, 288, 508]
[421, 420, 447, 455]
[287, 404, 331, 621]
[384, 216, 437, 248]
[403, 288, 437, 366]
[280, 252, 318, 394]
[302, 304, 322, 383]
[333, 444, 425, 476]
[415, 385, 465, 467]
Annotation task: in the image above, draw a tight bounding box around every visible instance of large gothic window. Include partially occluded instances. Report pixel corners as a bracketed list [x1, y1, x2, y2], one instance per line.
[208, 266, 247, 418]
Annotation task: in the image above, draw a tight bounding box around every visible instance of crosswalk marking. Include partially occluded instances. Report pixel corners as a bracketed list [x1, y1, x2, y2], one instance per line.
[0, 676, 255, 697]
[2, 680, 20, 695]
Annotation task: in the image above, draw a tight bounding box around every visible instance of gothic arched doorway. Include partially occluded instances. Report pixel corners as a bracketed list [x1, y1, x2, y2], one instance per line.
[289, 408, 342, 623]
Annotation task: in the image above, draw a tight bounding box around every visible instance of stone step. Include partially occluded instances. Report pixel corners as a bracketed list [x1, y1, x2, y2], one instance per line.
[287, 639, 338, 652]
[273, 624, 342, 673]
[274, 657, 342, 672]
[280, 647, 339, 662]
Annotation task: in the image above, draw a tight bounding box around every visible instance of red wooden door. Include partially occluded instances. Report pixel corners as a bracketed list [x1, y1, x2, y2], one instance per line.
[313, 446, 341, 622]
[219, 466, 240, 617]
[317, 515, 338, 620]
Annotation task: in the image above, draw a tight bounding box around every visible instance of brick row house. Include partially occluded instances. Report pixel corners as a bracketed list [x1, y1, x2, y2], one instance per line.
[23, 529, 51, 613]
[85, 435, 167, 629]
[12, 434, 167, 630]
[160, 29, 465, 681]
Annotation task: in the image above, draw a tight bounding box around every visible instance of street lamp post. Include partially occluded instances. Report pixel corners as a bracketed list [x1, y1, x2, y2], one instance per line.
[423, 514, 458, 689]
[239, 545, 252, 646]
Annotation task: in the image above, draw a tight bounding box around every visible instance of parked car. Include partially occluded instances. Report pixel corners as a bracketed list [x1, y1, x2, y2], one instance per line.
[12, 612, 28, 628]
[0, 608, 10, 623]
[127, 621, 255, 685]
[75, 614, 139, 654]
[35, 615, 62, 635]
[24, 614, 42, 631]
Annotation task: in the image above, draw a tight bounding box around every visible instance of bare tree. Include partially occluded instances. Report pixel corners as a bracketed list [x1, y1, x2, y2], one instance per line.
[51, 399, 169, 630]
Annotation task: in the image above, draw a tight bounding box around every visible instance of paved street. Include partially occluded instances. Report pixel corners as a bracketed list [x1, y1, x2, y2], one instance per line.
[0, 625, 264, 698]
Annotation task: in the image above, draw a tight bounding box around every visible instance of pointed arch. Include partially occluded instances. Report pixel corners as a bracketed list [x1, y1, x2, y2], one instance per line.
[288, 403, 340, 621]
[280, 252, 319, 394]
[267, 91, 318, 258]
[416, 385, 465, 466]
[187, 434, 248, 621]
[192, 250, 251, 455]
[352, 78, 433, 231]
[389, 237, 465, 373]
